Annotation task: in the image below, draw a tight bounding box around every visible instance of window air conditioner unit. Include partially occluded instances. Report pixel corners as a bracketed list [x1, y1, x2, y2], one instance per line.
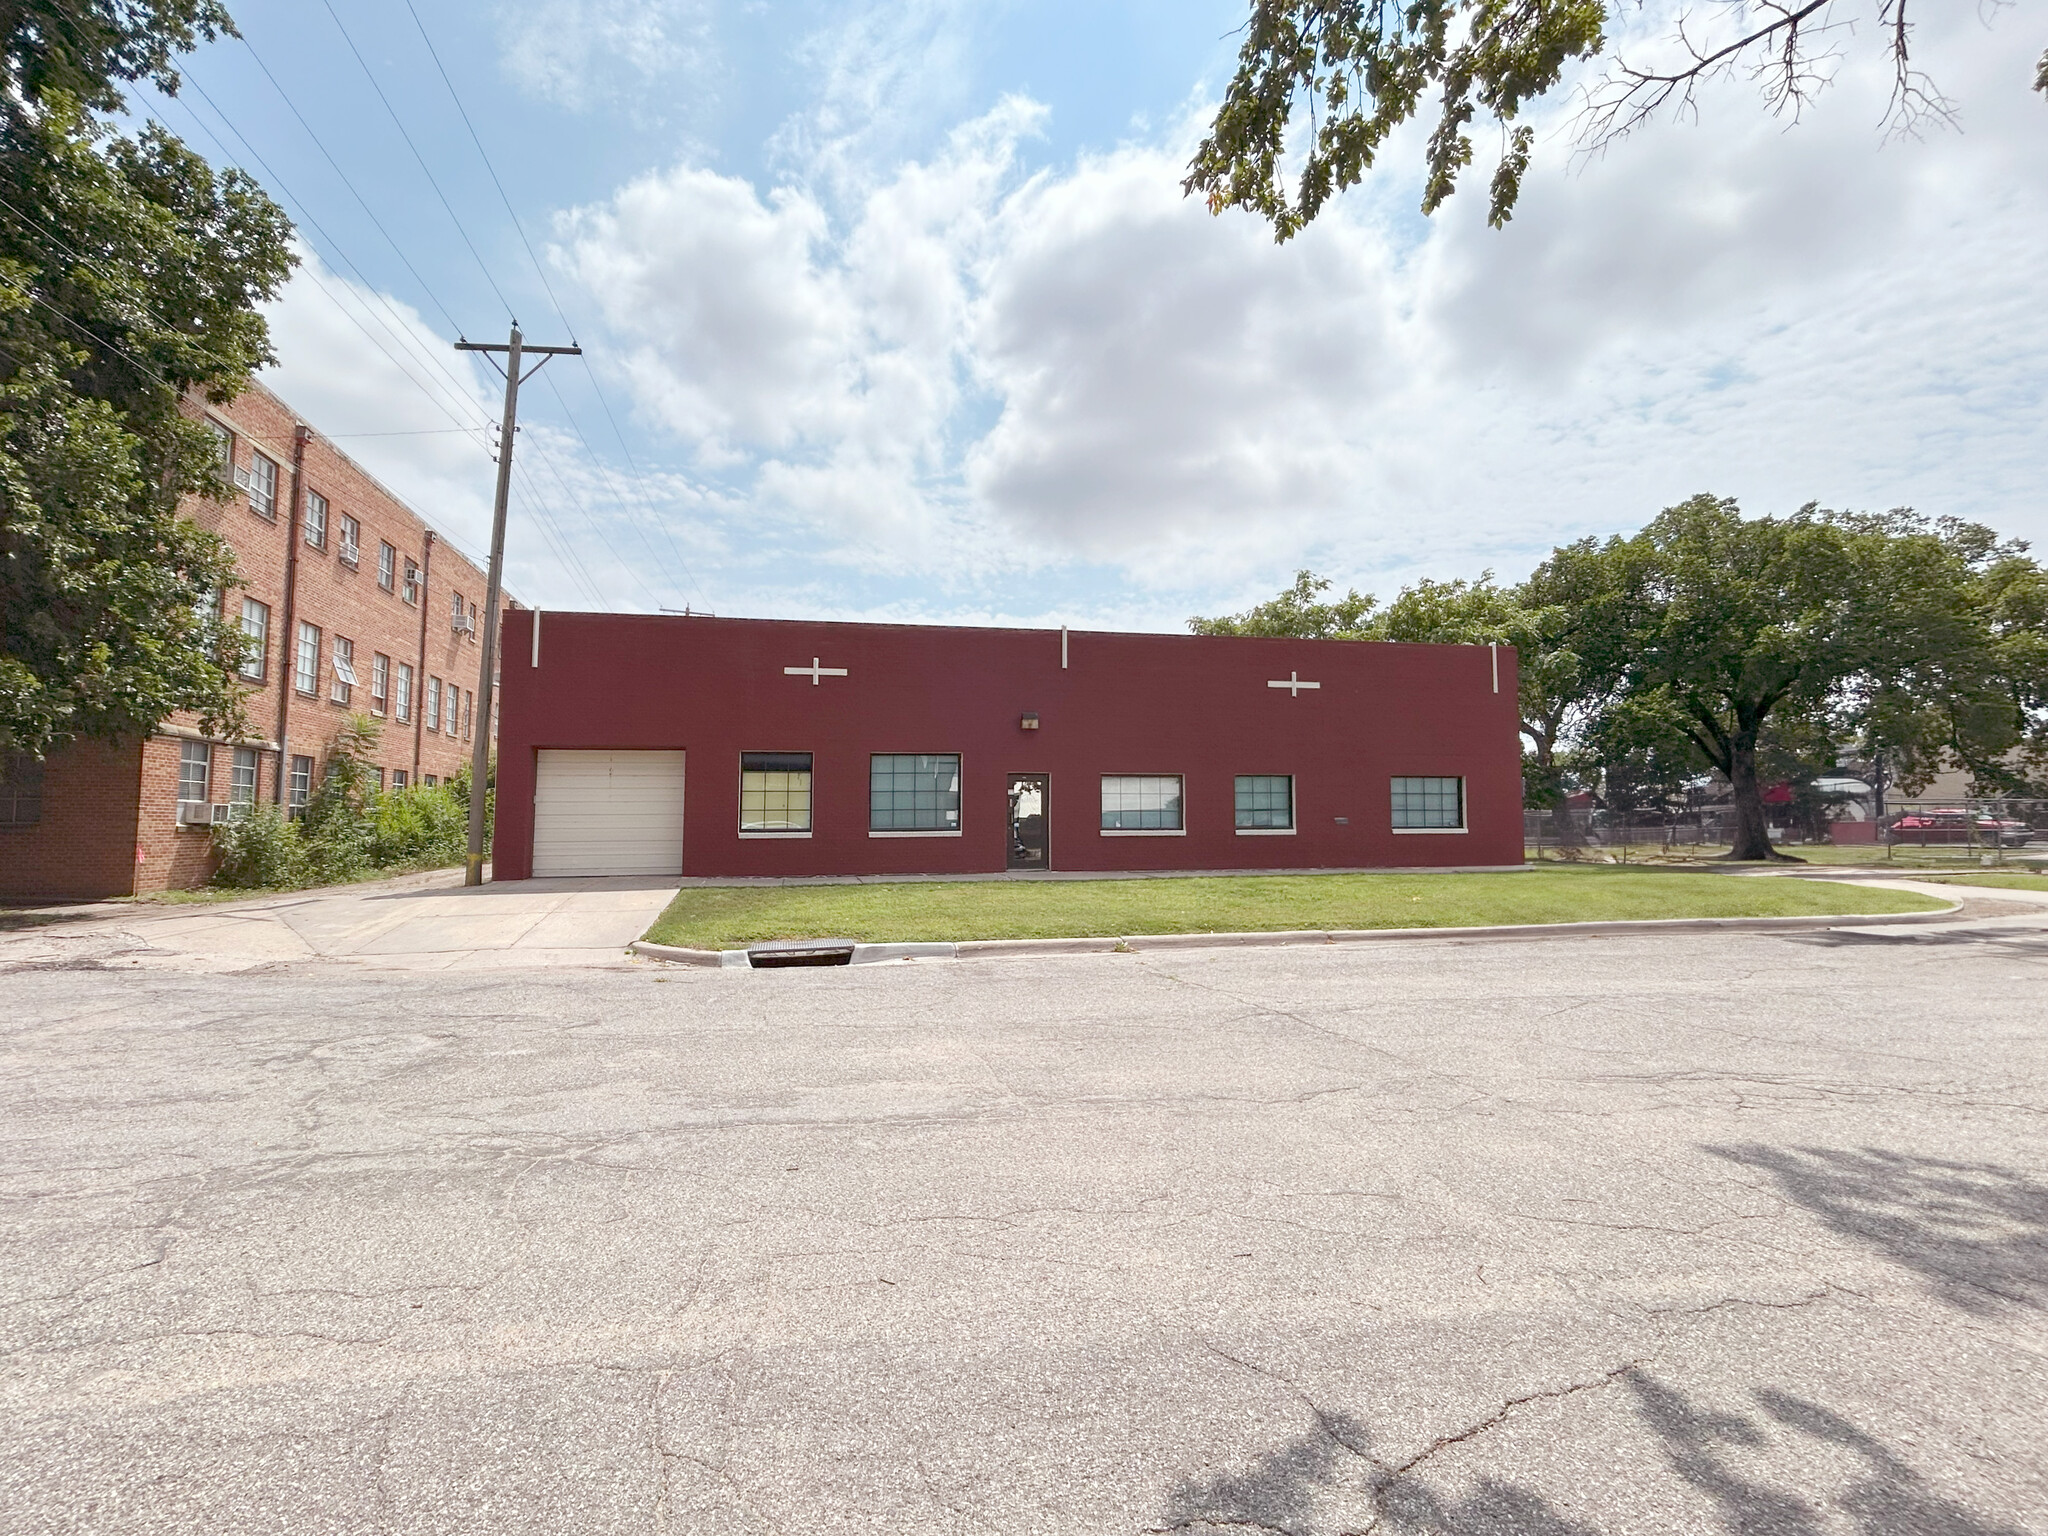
[338, 540, 359, 568]
[232, 464, 252, 490]
[176, 800, 211, 825]
[210, 802, 234, 825]
[452, 610, 474, 634]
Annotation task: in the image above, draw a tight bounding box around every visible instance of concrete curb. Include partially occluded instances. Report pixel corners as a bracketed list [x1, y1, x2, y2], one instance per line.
[630, 900, 1966, 968]
[628, 941, 725, 966]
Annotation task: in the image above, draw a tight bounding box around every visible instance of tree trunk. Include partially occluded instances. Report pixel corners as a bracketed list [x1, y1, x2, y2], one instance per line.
[1726, 737, 1785, 861]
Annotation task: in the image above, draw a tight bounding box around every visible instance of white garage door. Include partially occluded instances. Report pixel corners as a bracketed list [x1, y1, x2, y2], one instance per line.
[532, 750, 685, 877]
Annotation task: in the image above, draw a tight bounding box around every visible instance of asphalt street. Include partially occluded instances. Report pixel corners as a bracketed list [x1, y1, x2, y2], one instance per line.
[3, 917, 2045, 1534]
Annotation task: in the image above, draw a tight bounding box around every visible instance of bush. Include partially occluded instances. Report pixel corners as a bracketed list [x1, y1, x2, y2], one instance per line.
[209, 804, 307, 889]
[205, 715, 475, 892]
[372, 782, 468, 867]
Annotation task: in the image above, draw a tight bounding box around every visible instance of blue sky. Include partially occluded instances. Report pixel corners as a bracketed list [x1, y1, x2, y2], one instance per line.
[140, 1, 2048, 629]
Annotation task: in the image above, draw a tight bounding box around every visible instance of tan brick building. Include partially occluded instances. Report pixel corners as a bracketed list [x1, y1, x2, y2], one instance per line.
[0, 381, 511, 899]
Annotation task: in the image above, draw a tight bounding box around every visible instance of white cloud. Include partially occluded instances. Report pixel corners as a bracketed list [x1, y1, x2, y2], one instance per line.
[495, 0, 704, 112]
[272, 3, 2048, 626]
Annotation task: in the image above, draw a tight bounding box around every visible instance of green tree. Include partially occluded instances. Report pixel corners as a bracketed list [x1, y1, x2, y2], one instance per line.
[1579, 495, 2043, 860]
[1188, 569, 1379, 639]
[1, 0, 295, 756]
[1187, 2, 2048, 237]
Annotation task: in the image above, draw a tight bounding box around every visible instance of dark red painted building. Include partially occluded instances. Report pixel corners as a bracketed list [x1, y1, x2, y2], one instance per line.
[491, 611, 1523, 880]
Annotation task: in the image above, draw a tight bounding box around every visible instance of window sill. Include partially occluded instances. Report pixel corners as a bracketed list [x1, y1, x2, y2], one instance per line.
[295, 687, 319, 699]
[1392, 826, 1468, 834]
[1101, 828, 1187, 836]
[740, 830, 813, 839]
[1235, 827, 1297, 836]
[870, 829, 963, 838]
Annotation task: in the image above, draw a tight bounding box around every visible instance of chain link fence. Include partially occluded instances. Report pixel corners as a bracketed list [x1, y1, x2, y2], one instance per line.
[1526, 799, 2048, 866]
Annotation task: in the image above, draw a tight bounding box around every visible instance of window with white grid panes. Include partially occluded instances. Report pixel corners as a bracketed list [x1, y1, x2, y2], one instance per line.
[305, 490, 328, 550]
[339, 513, 360, 567]
[288, 755, 312, 817]
[1391, 776, 1464, 830]
[426, 676, 441, 732]
[248, 452, 278, 518]
[869, 754, 961, 832]
[178, 741, 210, 807]
[238, 598, 268, 681]
[230, 747, 258, 816]
[330, 637, 355, 705]
[1100, 775, 1183, 831]
[206, 419, 234, 482]
[740, 752, 812, 832]
[392, 769, 407, 790]
[378, 542, 396, 591]
[395, 663, 413, 723]
[1234, 775, 1294, 830]
[294, 622, 320, 695]
[370, 653, 389, 714]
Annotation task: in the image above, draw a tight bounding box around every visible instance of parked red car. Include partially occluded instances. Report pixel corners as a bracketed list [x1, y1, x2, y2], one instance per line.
[1883, 810, 2035, 848]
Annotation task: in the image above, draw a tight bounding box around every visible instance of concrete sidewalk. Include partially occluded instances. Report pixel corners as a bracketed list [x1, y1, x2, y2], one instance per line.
[0, 869, 677, 973]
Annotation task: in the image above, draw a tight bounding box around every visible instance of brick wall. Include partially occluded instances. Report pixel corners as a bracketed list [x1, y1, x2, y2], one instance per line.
[177, 383, 501, 799]
[0, 739, 144, 900]
[1, 382, 511, 901]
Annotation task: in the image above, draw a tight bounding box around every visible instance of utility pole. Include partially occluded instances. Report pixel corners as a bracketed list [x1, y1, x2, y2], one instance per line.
[454, 325, 581, 886]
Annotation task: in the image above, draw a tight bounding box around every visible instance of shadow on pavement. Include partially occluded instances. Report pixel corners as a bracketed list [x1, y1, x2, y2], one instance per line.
[1155, 1371, 2025, 1536]
[1708, 1144, 2048, 1315]
[1628, 1373, 2028, 1536]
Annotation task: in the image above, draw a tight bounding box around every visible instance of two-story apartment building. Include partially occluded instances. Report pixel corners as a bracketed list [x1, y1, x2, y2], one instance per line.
[0, 380, 510, 899]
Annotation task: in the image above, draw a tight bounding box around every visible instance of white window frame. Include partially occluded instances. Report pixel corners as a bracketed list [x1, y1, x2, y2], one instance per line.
[338, 513, 361, 568]
[294, 621, 320, 696]
[868, 752, 964, 837]
[330, 637, 356, 704]
[370, 653, 390, 715]
[304, 490, 328, 550]
[378, 542, 396, 592]
[206, 418, 235, 482]
[394, 663, 413, 724]
[1099, 773, 1186, 836]
[288, 754, 313, 818]
[230, 747, 259, 818]
[739, 751, 814, 838]
[247, 451, 279, 519]
[1234, 774, 1297, 836]
[1390, 776, 1468, 833]
[177, 740, 210, 811]
[426, 676, 441, 732]
[238, 598, 269, 682]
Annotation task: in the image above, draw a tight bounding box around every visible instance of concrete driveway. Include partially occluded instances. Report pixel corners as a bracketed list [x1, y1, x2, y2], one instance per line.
[2, 905, 2043, 1534]
[0, 870, 676, 973]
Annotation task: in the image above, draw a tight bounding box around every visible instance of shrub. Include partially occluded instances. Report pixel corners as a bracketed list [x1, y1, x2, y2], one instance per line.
[209, 804, 307, 889]
[372, 783, 467, 867]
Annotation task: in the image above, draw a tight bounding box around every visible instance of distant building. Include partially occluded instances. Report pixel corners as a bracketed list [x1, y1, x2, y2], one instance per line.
[490, 611, 1524, 879]
[0, 381, 506, 899]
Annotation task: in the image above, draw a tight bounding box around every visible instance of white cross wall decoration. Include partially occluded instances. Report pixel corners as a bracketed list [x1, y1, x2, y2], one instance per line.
[1267, 672, 1321, 696]
[784, 657, 850, 686]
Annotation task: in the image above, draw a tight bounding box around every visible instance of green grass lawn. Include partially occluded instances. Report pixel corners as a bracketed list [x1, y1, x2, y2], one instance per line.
[642, 866, 1947, 949]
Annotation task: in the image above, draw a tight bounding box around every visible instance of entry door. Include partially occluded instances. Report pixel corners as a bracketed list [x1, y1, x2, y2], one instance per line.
[532, 750, 685, 876]
[1007, 774, 1049, 870]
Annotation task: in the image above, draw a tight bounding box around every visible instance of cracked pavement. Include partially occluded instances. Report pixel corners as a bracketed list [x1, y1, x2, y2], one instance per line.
[1, 915, 2044, 1533]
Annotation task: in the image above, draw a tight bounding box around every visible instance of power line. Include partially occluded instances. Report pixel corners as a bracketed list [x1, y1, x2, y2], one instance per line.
[396, 0, 575, 340]
[313, 0, 516, 321]
[384, 4, 707, 606]
[235, 32, 469, 339]
[157, 84, 496, 437]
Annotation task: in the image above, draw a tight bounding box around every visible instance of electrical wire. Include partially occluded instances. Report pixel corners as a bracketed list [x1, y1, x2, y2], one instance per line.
[235, 33, 469, 339]
[388, 1, 707, 606]
[314, 0, 517, 322]
[156, 84, 496, 439]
